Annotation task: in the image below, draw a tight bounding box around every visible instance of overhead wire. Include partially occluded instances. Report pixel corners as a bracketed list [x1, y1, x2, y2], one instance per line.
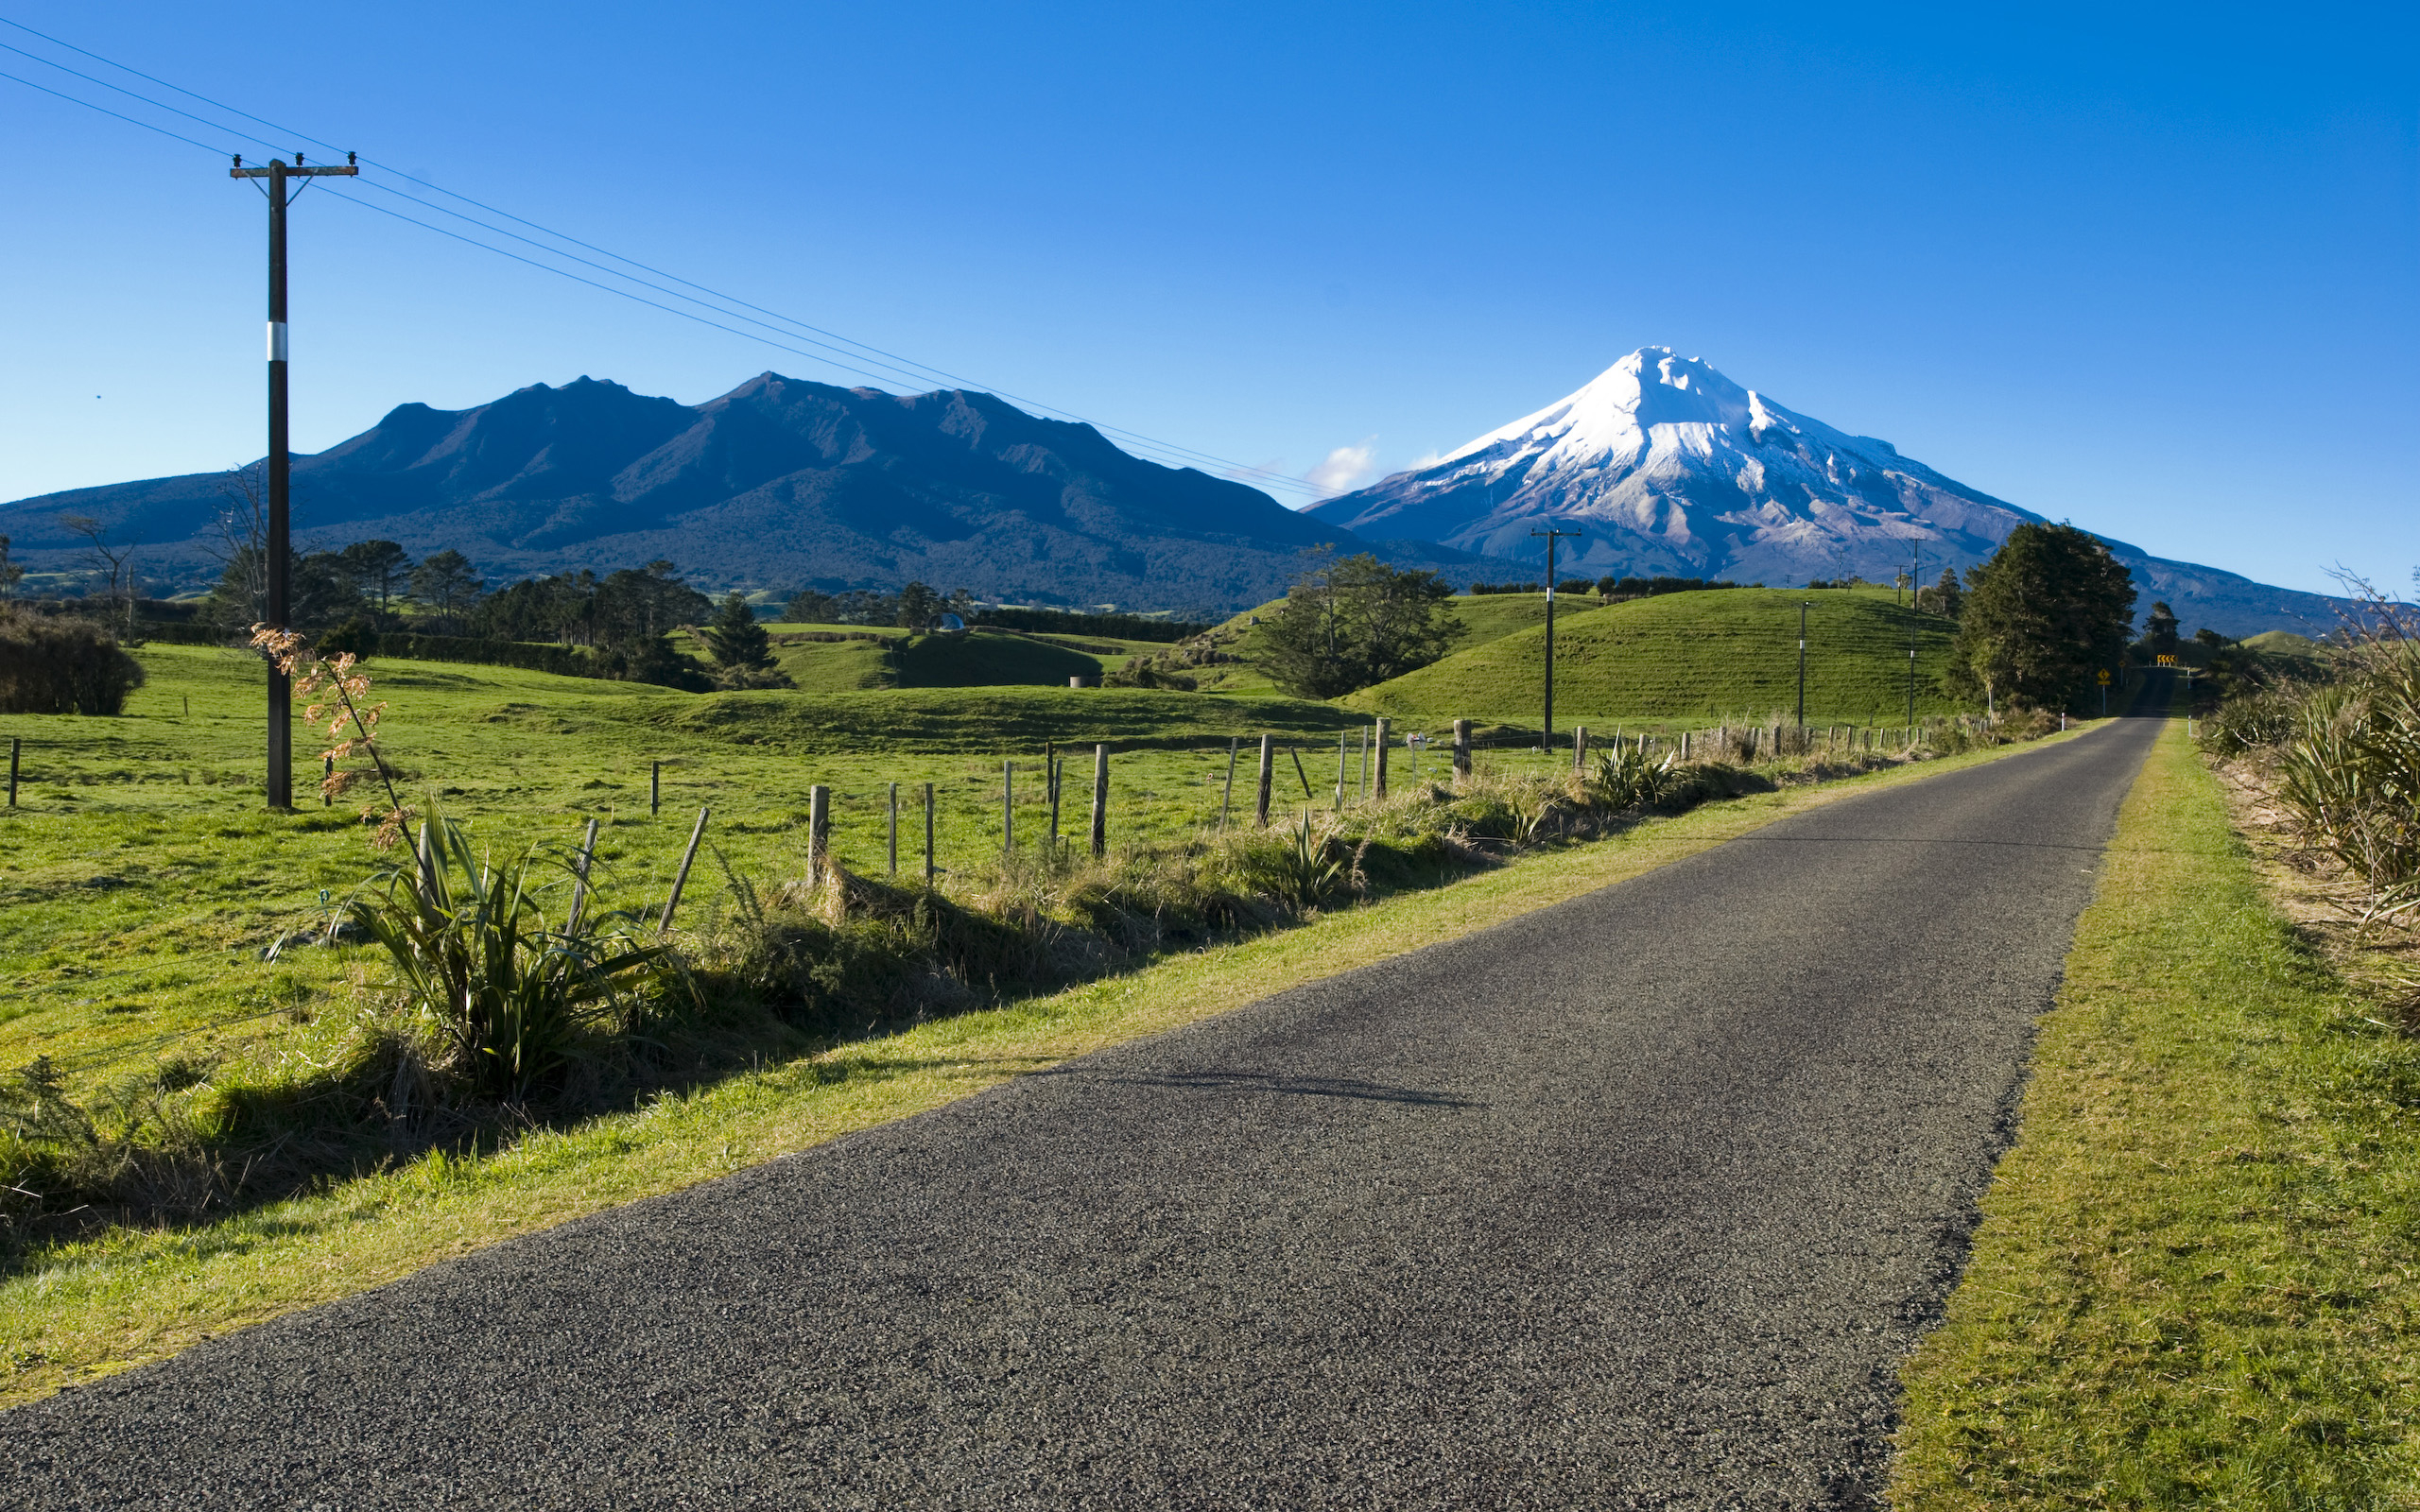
[0, 15, 1328, 497]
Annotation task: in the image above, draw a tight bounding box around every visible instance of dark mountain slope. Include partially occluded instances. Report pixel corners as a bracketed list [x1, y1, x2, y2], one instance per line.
[1, 375, 1485, 615]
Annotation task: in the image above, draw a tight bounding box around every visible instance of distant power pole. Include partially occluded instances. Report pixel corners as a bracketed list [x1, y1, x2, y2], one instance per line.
[1906, 539, 1921, 736]
[1530, 524, 1584, 746]
[1795, 600, 1809, 730]
[230, 150, 357, 809]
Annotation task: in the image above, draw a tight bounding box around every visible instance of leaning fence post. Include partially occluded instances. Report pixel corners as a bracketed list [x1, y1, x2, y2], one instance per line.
[923, 781, 936, 885]
[1089, 745, 1109, 858]
[1255, 733, 1274, 827]
[7, 736, 16, 807]
[1452, 719, 1472, 784]
[568, 816, 599, 931]
[1374, 717, 1391, 799]
[659, 805, 711, 935]
[888, 782, 899, 877]
[808, 784, 830, 883]
[1219, 736, 1238, 832]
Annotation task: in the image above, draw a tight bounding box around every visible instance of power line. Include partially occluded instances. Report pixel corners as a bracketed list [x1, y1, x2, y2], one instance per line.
[0, 65, 231, 155]
[0, 16, 1326, 498]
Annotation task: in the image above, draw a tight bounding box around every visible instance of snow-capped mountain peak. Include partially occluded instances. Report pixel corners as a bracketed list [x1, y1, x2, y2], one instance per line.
[1308, 347, 2029, 584]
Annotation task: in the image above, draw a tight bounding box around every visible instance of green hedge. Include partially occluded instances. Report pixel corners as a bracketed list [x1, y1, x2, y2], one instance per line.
[136, 621, 598, 678]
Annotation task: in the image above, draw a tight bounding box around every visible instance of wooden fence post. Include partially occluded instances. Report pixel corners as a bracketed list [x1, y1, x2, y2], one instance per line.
[659, 806, 711, 935]
[923, 782, 935, 886]
[1049, 749, 1063, 848]
[1002, 759, 1013, 855]
[1572, 725, 1588, 774]
[808, 784, 830, 883]
[887, 782, 899, 877]
[1357, 726, 1371, 799]
[7, 735, 16, 807]
[1089, 745, 1109, 857]
[1374, 718, 1391, 799]
[568, 816, 599, 932]
[650, 760, 660, 816]
[1219, 736, 1237, 832]
[1452, 719, 1472, 784]
[1255, 733, 1274, 827]
[1334, 730, 1348, 813]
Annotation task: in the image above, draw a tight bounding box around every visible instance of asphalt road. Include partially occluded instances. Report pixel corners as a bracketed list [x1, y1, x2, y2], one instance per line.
[4, 703, 2166, 1509]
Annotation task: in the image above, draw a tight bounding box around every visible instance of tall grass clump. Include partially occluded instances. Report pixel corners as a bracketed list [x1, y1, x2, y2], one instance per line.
[351, 817, 677, 1099]
[2272, 645, 2420, 918]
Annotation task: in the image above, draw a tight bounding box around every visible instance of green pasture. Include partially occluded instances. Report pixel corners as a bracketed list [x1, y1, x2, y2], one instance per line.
[1347, 587, 1969, 725]
[0, 644, 1479, 1108]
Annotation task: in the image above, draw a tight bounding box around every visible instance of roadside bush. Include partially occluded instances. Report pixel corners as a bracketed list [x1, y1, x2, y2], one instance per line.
[1592, 747, 1679, 810]
[350, 817, 677, 1099]
[2273, 648, 2420, 903]
[0, 610, 146, 714]
[2200, 681, 2313, 758]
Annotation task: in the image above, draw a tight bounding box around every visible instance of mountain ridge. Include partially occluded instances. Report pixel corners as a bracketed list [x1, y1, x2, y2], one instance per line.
[0, 374, 1493, 617]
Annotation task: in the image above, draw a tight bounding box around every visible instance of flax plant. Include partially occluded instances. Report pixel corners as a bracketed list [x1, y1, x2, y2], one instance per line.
[350, 816, 673, 1100]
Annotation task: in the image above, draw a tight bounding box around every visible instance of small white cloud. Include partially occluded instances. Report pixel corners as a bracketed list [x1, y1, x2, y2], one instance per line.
[1409, 450, 1445, 470]
[1307, 438, 1379, 496]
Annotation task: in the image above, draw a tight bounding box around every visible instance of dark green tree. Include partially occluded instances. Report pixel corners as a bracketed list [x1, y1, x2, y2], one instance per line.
[1259, 554, 1462, 698]
[895, 581, 942, 628]
[407, 550, 485, 633]
[702, 592, 790, 689]
[784, 587, 838, 624]
[1946, 524, 2135, 713]
[337, 540, 412, 611]
[595, 561, 710, 645]
[202, 545, 364, 636]
[1916, 567, 1963, 619]
[2140, 599, 2181, 657]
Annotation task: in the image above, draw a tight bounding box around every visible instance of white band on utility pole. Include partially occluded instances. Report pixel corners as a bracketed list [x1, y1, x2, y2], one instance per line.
[267, 321, 289, 361]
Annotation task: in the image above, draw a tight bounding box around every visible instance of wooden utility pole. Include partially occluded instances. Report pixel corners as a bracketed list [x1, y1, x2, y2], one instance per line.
[231, 151, 356, 809]
[1795, 600, 1809, 730]
[1529, 525, 1583, 747]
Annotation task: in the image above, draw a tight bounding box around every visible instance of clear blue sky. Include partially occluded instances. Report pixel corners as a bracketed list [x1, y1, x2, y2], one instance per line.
[1, 1, 2411, 597]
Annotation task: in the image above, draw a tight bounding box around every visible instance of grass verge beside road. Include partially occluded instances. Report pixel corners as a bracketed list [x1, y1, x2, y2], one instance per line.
[0, 723, 2094, 1408]
[1892, 716, 2420, 1504]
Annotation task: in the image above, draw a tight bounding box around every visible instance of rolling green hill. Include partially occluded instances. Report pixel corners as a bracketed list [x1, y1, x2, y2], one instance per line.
[682, 625, 1182, 693]
[1191, 591, 1620, 696]
[1344, 588, 1971, 726]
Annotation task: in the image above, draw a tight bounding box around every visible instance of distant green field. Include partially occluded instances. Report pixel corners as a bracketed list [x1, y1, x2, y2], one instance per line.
[687, 625, 1179, 692]
[0, 645, 1399, 1112]
[1345, 587, 1971, 726]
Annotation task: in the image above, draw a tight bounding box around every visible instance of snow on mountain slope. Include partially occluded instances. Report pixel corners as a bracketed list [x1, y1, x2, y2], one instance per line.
[1308, 348, 2349, 637]
[1309, 348, 2033, 584]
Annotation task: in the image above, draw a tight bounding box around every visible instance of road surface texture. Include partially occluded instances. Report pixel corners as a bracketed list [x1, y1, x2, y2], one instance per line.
[5, 706, 2166, 1509]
